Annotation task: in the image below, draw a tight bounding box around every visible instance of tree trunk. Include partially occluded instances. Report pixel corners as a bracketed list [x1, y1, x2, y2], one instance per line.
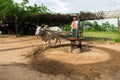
[19, 23, 24, 37]
[15, 23, 19, 37]
[15, 23, 22, 37]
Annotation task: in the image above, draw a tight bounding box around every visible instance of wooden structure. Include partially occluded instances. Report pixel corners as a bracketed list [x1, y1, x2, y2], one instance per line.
[68, 37, 83, 52]
[1, 9, 120, 36]
[67, 10, 120, 52]
[70, 10, 120, 36]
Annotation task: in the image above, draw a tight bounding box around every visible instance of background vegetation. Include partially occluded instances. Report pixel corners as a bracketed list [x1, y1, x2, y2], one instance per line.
[83, 21, 117, 32]
[0, 0, 120, 42]
[0, 0, 51, 36]
[82, 21, 119, 42]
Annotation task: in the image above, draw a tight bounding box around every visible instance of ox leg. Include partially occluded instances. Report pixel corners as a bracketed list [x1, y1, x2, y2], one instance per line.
[58, 37, 61, 47]
[55, 37, 61, 47]
[37, 35, 39, 39]
[43, 41, 46, 50]
[55, 38, 58, 46]
[48, 39, 51, 47]
[57, 37, 61, 47]
[36, 34, 39, 39]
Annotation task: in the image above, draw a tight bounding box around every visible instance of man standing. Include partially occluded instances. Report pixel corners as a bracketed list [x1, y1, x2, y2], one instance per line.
[71, 17, 79, 38]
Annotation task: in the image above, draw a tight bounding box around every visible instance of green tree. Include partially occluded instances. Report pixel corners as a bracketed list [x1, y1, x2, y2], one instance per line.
[83, 21, 117, 32]
[101, 21, 111, 32]
[26, 3, 50, 14]
[0, 0, 14, 20]
[83, 21, 95, 31]
[0, 0, 51, 36]
[92, 21, 100, 31]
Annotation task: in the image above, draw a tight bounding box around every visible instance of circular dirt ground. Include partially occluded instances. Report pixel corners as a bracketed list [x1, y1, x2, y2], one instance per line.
[31, 45, 120, 80]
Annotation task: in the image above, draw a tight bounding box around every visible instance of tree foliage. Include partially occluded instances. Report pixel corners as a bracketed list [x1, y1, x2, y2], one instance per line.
[26, 4, 50, 14]
[0, 0, 50, 21]
[83, 21, 117, 32]
[0, 0, 51, 36]
[0, 0, 14, 20]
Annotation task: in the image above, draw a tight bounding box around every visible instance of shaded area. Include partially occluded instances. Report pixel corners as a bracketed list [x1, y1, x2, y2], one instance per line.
[31, 60, 73, 76]
[0, 35, 13, 38]
[0, 63, 86, 80]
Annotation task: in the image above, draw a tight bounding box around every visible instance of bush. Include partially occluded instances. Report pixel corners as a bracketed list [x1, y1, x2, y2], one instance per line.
[63, 24, 71, 31]
[115, 37, 120, 43]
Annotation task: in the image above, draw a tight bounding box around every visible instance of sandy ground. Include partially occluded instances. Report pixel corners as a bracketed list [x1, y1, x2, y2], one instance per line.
[44, 47, 110, 65]
[0, 34, 120, 80]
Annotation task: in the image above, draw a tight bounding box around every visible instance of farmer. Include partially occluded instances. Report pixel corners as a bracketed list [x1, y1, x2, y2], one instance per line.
[71, 17, 79, 38]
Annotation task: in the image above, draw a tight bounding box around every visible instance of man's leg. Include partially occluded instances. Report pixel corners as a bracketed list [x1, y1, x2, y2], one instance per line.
[74, 29, 77, 38]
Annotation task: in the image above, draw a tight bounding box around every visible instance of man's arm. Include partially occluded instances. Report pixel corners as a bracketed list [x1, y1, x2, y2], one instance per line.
[70, 22, 73, 32]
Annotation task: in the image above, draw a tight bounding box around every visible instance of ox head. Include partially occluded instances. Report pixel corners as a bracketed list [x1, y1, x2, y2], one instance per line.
[35, 25, 46, 36]
[44, 25, 49, 29]
[35, 25, 42, 35]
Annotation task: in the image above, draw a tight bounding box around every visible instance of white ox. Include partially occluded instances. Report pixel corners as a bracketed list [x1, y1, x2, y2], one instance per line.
[44, 25, 62, 32]
[35, 25, 61, 49]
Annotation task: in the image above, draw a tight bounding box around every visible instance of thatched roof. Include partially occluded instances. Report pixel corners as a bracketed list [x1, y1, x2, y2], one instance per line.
[3, 10, 120, 25]
[79, 11, 104, 20]
[29, 14, 74, 25]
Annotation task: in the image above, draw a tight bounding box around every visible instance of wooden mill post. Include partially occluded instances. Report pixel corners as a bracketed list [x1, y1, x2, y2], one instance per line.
[118, 17, 120, 36]
[77, 14, 83, 37]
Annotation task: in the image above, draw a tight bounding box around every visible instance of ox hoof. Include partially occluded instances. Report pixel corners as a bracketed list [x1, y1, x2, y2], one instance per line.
[68, 48, 72, 52]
